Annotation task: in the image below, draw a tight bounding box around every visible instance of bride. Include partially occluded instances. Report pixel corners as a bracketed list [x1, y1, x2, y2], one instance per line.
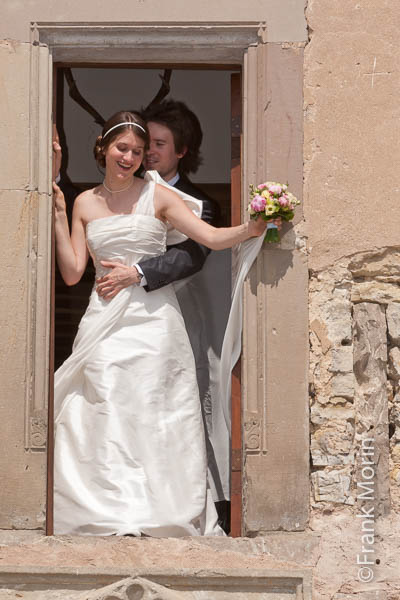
[53, 110, 267, 537]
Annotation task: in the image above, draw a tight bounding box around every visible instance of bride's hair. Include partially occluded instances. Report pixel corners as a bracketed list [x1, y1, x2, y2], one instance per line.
[93, 111, 149, 168]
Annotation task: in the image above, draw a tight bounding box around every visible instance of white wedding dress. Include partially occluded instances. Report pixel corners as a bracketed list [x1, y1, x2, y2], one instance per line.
[53, 174, 224, 537]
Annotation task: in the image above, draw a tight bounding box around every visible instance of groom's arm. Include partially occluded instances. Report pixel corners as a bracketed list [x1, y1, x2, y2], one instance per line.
[138, 198, 217, 292]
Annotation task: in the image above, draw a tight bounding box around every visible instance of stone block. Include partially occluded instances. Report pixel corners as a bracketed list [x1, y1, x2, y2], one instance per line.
[331, 373, 354, 399]
[311, 420, 354, 466]
[389, 394, 400, 443]
[325, 299, 352, 346]
[353, 303, 388, 378]
[351, 281, 400, 304]
[349, 248, 400, 283]
[311, 468, 353, 504]
[310, 285, 352, 352]
[388, 347, 400, 382]
[328, 346, 353, 374]
[329, 396, 350, 405]
[391, 444, 400, 464]
[390, 466, 400, 483]
[353, 303, 390, 517]
[310, 317, 331, 354]
[390, 393, 400, 427]
[387, 303, 400, 344]
[311, 449, 354, 467]
[311, 403, 355, 426]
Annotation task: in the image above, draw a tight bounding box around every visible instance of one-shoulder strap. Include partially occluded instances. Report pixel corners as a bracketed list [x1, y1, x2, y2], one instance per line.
[143, 170, 203, 244]
[135, 174, 156, 217]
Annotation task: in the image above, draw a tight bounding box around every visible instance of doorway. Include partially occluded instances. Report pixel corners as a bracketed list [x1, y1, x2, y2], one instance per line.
[53, 66, 235, 368]
[49, 64, 242, 536]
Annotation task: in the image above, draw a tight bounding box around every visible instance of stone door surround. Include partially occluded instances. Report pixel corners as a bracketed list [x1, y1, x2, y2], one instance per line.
[28, 21, 308, 535]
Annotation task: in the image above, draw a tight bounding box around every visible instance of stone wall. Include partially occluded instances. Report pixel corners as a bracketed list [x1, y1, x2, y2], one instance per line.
[309, 248, 400, 597]
[310, 249, 400, 509]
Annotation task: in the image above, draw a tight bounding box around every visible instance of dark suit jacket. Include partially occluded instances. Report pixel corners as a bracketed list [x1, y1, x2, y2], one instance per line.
[138, 175, 220, 292]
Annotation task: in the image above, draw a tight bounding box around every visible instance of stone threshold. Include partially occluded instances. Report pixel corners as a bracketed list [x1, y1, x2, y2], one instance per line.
[0, 531, 316, 598]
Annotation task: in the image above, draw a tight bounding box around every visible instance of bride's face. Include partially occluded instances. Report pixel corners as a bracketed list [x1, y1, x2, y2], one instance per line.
[104, 130, 145, 181]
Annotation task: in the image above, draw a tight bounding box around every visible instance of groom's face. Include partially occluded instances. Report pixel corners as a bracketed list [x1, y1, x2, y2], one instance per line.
[144, 121, 186, 182]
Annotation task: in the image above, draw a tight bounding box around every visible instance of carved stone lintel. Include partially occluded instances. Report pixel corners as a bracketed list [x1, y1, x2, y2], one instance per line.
[32, 23, 263, 64]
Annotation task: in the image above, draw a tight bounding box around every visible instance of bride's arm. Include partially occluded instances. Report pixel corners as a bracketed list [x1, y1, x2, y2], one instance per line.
[53, 183, 89, 286]
[155, 185, 267, 250]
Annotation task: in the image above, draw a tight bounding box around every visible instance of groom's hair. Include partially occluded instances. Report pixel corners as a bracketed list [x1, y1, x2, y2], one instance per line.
[142, 99, 203, 175]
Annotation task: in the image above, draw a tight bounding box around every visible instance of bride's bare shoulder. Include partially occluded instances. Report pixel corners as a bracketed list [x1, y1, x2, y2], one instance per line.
[154, 183, 181, 203]
[76, 184, 102, 200]
[73, 186, 103, 217]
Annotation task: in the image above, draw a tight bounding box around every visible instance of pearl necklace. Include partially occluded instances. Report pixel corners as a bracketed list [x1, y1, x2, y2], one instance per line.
[103, 179, 134, 194]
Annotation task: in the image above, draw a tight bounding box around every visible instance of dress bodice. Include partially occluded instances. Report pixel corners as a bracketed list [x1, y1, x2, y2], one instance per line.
[86, 178, 167, 278]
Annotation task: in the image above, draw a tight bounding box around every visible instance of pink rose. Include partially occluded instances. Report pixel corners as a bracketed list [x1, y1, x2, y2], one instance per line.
[251, 194, 267, 212]
[257, 183, 267, 190]
[268, 184, 282, 195]
[278, 195, 289, 207]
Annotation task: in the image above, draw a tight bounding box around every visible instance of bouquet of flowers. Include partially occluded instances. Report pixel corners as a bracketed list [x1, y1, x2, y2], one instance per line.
[248, 181, 300, 243]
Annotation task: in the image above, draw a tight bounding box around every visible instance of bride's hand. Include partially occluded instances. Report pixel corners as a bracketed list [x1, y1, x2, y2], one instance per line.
[52, 135, 62, 181]
[53, 182, 67, 215]
[247, 216, 282, 238]
[96, 262, 142, 300]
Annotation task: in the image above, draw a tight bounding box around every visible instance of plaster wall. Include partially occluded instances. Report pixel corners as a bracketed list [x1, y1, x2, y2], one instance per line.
[0, 0, 307, 44]
[304, 0, 400, 271]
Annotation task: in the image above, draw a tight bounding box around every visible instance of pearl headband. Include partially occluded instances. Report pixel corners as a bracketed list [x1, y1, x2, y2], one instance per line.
[102, 122, 146, 139]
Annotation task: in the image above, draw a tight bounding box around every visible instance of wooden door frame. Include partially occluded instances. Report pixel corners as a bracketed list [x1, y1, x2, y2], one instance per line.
[230, 72, 242, 537]
[45, 63, 58, 536]
[47, 62, 243, 536]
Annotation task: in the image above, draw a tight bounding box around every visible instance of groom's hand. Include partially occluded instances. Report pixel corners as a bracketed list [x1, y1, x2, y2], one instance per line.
[96, 261, 142, 300]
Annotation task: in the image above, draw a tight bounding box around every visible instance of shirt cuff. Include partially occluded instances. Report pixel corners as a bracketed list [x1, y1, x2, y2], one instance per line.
[134, 263, 147, 287]
[55, 174, 61, 184]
